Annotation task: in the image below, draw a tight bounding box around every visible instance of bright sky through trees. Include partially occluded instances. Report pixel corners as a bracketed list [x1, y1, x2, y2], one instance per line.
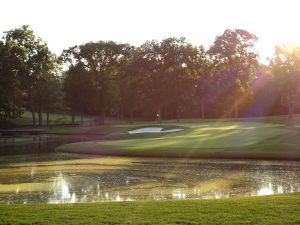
[1, 0, 300, 63]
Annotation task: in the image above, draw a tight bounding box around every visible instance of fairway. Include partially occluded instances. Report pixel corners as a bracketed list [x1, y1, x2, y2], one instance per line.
[57, 121, 299, 159]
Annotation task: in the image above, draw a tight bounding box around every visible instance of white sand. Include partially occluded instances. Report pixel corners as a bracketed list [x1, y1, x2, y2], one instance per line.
[128, 127, 183, 134]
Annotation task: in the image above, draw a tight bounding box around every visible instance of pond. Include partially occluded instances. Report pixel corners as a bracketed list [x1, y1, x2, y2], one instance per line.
[0, 153, 299, 204]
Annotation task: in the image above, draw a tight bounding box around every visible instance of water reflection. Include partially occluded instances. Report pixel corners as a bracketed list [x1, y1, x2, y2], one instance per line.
[172, 188, 186, 199]
[257, 183, 274, 196]
[0, 154, 299, 204]
[48, 173, 76, 204]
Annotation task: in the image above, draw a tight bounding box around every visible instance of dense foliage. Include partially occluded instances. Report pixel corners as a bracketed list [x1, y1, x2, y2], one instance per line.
[0, 26, 62, 125]
[1, 25, 299, 124]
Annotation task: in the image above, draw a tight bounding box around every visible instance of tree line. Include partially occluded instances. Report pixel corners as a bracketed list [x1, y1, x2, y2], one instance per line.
[1, 25, 300, 125]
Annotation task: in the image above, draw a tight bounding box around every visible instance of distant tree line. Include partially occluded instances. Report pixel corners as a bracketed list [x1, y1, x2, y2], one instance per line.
[1, 25, 300, 125]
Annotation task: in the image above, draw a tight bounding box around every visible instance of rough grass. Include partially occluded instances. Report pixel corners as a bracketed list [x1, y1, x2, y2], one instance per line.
[0, 193, 299, 225]
[57, 120, 300, 160]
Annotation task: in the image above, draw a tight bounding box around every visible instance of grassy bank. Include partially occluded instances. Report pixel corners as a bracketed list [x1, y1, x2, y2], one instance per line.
[0, 193, 299, 225]
[57, 119, 300, 160]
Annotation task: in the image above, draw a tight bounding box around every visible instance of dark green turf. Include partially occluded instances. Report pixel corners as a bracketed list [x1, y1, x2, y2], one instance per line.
[0, 194, 299, 225]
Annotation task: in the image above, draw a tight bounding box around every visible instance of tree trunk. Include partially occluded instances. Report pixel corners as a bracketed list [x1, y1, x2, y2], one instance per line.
[234, 101, 238, 118]
[201, 100, 205, 120]
[46, 111, 49, 126]
[72, 111, 75, 124]
[101, 109, 105, 125]
[29, 88, 36, 127]
[288, 103, 295, 118]
[120, 105, 124, 119]
[31, 109, 36, 127]
[165, 107, 168, 120]
[129, 109, 133, 124]
[80, 111, 83, 124]
[38, 106, 42, 126]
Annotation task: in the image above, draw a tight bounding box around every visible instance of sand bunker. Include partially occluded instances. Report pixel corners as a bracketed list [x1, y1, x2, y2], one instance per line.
[128, 127, 183, 134]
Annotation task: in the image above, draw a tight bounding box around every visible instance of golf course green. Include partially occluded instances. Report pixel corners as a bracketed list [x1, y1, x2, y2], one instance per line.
[57, 119, 300, 160]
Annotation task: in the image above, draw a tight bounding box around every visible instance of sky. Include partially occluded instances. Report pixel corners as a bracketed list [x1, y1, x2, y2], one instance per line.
[1, 0, 300, 63]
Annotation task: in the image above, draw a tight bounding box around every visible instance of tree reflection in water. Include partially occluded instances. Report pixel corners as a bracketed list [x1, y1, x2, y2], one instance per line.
[0, 154, 299, 204]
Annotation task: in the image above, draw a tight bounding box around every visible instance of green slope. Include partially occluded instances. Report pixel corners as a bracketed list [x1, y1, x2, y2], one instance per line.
[57, 121, 300, 159]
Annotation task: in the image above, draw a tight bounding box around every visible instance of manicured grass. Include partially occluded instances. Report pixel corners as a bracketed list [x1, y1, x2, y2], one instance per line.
[0, 193, 299, 225]
[57, 120, 300, 160]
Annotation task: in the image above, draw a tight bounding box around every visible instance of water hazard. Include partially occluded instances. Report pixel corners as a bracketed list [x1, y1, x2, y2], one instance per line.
[0, 153, 299, 204]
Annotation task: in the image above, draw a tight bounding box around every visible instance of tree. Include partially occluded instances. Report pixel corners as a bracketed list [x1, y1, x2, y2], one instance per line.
[247, 64, 282, 117]
[63, 63, 96, 123]
[3, 25, 58, 126]
[192, 46, 211, 119]
[0, 38, 27, 120]
[62, 41, 129, 119]
[117, 46, 142, 121]
[270, 45, 300, 117]
[37, 75, 65, 125]
[136, 37, 200, 120]
[33, 54, 61, 125]
[208, 29, 258, 118]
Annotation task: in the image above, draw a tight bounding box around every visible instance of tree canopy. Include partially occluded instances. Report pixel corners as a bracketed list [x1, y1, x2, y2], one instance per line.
[0, 25, 298, 124]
